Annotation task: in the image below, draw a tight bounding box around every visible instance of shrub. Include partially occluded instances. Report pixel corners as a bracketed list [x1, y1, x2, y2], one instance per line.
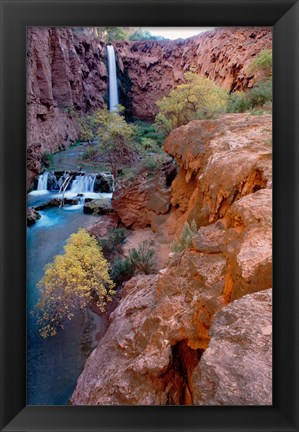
[128, 240, 156, 275]
[227, 92, 251, 113]
[171, 220, 198, 253]
[82, 145, 100, 163]
[155, 72, 228, 135]
[227, 80, 272, 113]
[42, 151, 53, 167]
[110, 258, 134, 285]
[134, 121, 165, 147]
[247, 49, 272, 80]
[246, 80, 272, 108]
[34, 229, 115, 338]
[98, 227, 126, 256]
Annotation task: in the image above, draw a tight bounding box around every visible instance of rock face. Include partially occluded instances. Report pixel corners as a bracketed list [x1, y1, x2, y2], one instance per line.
[27, 27, 108, 188]
[27, 208, 41, 226]
[193, 289, 272, 405]
[164, 113, 272, 235]
[112, 159, 176, 229]
[83, 198, 113, 215]
[71, 113, 272, 405]
[115, 27, 272, 120]
[27, 27, 271, 186]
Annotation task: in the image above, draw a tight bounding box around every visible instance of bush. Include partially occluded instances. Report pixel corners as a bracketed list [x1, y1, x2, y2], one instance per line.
[34, 229, 115, 338]
[247, 49, 272, 80]
[98, 227, 126, 256]
[155, 72, 228, 135]
[227, 80, 272, 113]
[246, 80, 272, 108]
[110, 258, 134, 285]
[42, 151, 53, 167]
[134, 121, 165, 147]
[171, 220, 197, 253]
[227, 92, 251, 113]
[140, 157, 159, 172]
[82, 145, 100, 163]
[128, 240, 156, 275]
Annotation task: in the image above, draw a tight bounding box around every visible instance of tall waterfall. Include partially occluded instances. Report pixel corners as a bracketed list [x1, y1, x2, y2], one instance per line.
[37, 172, 49, 191]
[107, 45, 119, 111]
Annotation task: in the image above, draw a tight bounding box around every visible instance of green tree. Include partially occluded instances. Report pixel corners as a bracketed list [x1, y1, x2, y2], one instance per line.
[247, 49, 272, 81]
[34, 228, 115, 338]
[155, 72, 228, 135]
[80, 107, 138, 178]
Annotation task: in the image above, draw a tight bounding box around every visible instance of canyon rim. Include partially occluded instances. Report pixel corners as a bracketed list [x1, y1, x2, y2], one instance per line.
[26, 26, 272, 406]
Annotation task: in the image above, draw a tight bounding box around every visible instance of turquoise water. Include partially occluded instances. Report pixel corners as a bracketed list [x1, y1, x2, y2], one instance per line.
[27, 192, 106, 405]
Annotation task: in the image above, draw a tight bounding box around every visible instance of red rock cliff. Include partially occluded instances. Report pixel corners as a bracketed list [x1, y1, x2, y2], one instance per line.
[115, 27, 272, 120]
[27, 27, 108, 188]
[71, 114, 272, 405]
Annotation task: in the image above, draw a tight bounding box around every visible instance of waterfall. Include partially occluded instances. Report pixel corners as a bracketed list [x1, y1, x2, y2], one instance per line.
[107, 45, 119, 112]
[70, 175, 96, 193]
[37, 172, 49, 191]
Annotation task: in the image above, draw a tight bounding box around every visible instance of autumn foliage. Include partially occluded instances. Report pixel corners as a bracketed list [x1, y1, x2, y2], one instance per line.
[35, 229, 115, 338]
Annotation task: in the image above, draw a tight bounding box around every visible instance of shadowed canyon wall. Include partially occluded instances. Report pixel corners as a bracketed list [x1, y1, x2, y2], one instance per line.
[115, 27, 272, 120]
[27, 27, 108, 187]
[27, 27, 272, 187]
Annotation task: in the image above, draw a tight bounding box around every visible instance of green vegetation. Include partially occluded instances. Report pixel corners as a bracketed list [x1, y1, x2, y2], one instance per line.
[34, 229, 115, 338]
[228, 49, 272, 114]
[134, 120, 165, 148]
[42, 151, 53, 168]
[155, 72, 228, 135]
[247, 49, 272, 81]
[171, 220, 198, 253]
[110, 258, 134, 286]
[98, 228, 126, 257]
[79, 106, 138, 178]
[88, 27, 167, 42]
[128, 240, 156, 275]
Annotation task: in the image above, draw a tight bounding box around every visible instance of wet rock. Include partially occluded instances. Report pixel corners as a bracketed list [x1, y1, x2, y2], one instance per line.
[83, 198, 113, 215]
[34, 197, 79, 210]
[27, 208, 41, 226]
[192, 289, 272, 405]
[94, 173, 114, 193]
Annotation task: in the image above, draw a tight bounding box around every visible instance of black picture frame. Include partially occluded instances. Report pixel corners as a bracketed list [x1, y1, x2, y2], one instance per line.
[0, 0, 298, 430]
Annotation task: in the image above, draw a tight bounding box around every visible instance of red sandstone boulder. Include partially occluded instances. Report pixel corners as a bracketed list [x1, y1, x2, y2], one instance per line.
[192, 289, 272, 405]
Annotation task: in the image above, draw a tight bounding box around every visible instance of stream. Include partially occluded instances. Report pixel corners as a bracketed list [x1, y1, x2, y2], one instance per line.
[27, 186, 111, 405]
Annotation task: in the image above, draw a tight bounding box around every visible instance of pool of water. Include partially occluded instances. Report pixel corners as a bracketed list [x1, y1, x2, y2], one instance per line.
[27, 192, 107, 405]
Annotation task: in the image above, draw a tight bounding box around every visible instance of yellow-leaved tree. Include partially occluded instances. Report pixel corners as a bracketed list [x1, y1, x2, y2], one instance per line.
[35, 228, 115, 338]
[155, 72, 228, 135]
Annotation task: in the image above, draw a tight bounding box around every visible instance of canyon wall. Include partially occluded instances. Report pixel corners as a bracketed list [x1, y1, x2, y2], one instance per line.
[27, 27, 272, 188]
[27, 27, 108, 187]
[71, 113, 272, 405]
[115, 27, 272, 120]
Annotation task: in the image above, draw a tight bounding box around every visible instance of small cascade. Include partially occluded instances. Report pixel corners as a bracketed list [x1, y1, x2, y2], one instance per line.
[37, 172, 49, 191]
[107, 45, 119, 112]
[70, 175, 96, 194]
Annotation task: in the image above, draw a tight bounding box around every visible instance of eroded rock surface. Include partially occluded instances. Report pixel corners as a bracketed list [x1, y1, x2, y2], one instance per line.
[116, 27, 272, 120]
[71, 112, 272, 406]
[27, 27, 108, 188]
[164, 113, 272, 234]
[112, 162, 174, 229]
[192, 289, 272, 405]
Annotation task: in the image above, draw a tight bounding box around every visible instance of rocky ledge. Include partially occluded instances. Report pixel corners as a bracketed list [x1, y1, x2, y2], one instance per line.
[71, 113, 272, 405]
